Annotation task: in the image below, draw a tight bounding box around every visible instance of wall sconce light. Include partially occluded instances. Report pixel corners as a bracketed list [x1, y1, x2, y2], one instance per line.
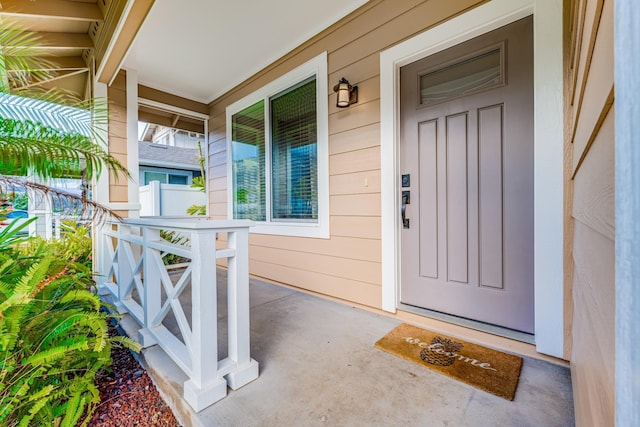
[333, 77, 358, 108]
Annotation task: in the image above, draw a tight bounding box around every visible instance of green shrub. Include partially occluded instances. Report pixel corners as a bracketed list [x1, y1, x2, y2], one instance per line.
[0, 220, 140, 426]
[160, 229, 190, 266]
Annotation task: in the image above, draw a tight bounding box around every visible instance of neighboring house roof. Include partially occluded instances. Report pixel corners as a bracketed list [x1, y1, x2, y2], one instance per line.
[138, 141, 201, 171]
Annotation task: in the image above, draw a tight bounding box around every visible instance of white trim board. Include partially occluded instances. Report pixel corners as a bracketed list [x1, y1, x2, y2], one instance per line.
[380, 0, 564, 358]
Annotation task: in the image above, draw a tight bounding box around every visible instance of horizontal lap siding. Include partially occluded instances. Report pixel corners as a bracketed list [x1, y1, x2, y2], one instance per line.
[566, 0, 615, 424]
[207, 0, 485, 308]
[108, 72, 129, 203]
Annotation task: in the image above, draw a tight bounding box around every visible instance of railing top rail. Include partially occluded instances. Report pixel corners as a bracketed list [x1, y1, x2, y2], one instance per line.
[112, 217, 253, 231]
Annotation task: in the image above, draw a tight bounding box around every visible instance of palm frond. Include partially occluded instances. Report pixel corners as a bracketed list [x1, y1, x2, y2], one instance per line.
[0, 26, 56, 93]
[0, 116, 127, 180]
[0, 176, 122, 224]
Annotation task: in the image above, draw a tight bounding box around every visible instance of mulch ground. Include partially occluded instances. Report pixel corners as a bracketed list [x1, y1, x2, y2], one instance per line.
[88, 332, 181, 427]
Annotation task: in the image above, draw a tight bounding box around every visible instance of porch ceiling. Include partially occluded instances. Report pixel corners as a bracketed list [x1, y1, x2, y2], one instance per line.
[121, 0, 369, 104]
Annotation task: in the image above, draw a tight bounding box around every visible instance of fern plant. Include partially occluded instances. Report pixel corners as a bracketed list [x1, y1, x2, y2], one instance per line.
[0, 220, 140, 426]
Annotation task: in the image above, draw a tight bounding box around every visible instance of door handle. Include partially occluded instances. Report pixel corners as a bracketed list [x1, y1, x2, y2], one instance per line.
[402, 190, 410, 229]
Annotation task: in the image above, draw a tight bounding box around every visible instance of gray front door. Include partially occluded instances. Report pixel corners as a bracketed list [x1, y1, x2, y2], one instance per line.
[399, 16, 534, 334]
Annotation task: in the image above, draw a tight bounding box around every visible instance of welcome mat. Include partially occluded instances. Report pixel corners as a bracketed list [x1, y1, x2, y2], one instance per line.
[375, 323, 523, 400]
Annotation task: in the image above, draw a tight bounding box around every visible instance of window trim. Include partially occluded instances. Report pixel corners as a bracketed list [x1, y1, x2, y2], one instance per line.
[226, 51, 329, 238]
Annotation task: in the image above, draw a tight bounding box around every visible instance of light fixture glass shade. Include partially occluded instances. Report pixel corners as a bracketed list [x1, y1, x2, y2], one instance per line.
[336, 81, 351, 108]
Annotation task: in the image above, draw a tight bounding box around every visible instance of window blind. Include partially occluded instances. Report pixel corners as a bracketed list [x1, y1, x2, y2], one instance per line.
[270, 78, 318, 221]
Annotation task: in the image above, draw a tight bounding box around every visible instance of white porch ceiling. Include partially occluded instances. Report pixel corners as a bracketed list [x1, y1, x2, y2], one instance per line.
[122, 0, 369, 104]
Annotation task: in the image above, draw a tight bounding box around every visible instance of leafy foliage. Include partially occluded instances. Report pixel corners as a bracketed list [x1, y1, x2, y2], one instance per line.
[187, 141, 207, 216]
[0, 220, 141, 427]
[0, 116, 127, 181]
[159, 230, 191, 266]
[0, 20, 140, 427]
[0, 20, 128, 223]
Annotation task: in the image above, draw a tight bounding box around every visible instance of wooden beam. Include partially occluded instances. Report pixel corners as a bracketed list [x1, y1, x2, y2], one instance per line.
[2, 31, 93, 49]
[15, 68, 88, 90]
[38, 32, 94, 49]
[47, 56, 88, 70]
[0, 0, 103, 22]
[6, 56, 88, 71]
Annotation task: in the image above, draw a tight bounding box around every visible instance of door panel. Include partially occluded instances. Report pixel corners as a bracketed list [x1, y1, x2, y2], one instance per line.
[478, 105, 504, 290]
[400, 16, 534, 334]
[418, 120, 438, 279]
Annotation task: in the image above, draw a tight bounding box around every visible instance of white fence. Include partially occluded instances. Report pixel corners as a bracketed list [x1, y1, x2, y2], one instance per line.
[139, 181, 206, 216]
[97, 217, 258, 411]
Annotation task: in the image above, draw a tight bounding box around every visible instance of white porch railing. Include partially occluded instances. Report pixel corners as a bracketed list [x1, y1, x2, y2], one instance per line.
[96, 217, 259, 411]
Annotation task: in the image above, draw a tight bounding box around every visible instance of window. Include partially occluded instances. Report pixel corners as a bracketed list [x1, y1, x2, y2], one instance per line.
[227, 52, 328, 238]
[419, 45, 504, 106]
[142, 170, 191, 185]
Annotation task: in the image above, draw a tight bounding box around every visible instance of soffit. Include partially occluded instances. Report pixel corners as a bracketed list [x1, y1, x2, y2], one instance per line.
[121, 0, 369, 104]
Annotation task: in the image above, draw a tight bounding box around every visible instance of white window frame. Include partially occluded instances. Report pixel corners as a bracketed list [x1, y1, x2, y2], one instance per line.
[226, 51, 329, 238]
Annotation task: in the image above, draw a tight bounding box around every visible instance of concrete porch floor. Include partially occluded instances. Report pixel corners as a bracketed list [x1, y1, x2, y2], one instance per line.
[119, 271, 574, 427]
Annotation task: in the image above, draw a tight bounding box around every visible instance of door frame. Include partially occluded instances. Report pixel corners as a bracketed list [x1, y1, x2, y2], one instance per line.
[380, 0, 564, 358]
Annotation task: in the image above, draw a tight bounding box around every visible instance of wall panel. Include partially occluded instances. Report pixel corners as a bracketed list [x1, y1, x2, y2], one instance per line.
[565, 0, 615, 424]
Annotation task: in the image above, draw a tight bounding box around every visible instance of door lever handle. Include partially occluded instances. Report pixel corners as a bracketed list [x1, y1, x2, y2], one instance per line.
[401, 191, 410, 229]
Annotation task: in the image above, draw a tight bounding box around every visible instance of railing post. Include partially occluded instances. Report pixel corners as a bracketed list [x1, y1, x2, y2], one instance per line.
[95, 223, 110, 296]
[113, 224, 131, 314]
[139, 227, 160, 347]
[183, 229, 228, 411]
[225, 228, 259, 389]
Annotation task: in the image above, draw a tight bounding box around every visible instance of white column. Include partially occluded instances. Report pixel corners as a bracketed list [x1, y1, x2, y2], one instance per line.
[93, 81, 110, 287]
[126, 69, 140, 218]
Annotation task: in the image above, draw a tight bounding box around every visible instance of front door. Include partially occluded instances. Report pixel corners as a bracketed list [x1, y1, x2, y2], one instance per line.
[399, 16, 534, 334]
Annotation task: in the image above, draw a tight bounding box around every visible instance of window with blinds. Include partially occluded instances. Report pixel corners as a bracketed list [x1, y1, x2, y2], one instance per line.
[231, 77, 318, 223]
[227, 51, 328, 238]
[270, 77, 317, 221]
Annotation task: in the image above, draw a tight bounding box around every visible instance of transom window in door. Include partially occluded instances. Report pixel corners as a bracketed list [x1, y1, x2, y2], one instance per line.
[419, 45, 504, 106]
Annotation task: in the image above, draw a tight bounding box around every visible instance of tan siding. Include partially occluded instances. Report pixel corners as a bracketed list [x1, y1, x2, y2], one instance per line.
[108, 71, 129, 204]
[207, 0, 486, 308]
[571, 1, 613, 173]
[330, 146, 379, 176]
[329, 170, 381, 195]
[570, 0, 604, 125]
[566, 0, 615, 423]
[108, 119, 127, 139]
[331, 216, 380, 239]
[328, 99, 380, 135]
[250, 260, 381, 308]
[329, 123, 380, 155]
[329, 52, 380, 93]
[330, 193, 380, 216]
[209, 151, 226, 168]
[250, 234, 381, 263]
